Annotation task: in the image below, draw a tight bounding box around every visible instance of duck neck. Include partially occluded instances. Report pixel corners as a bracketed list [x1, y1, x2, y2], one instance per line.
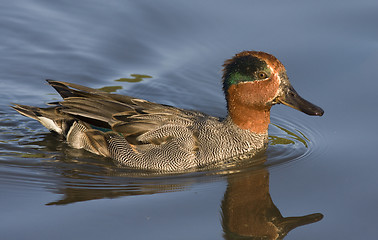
[226, 84, 271, 135]
[227, 104, 270, 135]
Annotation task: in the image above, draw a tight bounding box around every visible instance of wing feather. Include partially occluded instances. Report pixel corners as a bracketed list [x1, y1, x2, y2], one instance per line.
[47, 80, 212, 146]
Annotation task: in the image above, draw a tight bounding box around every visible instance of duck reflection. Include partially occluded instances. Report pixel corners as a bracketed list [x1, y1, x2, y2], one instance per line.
[222, 169, 323, 239]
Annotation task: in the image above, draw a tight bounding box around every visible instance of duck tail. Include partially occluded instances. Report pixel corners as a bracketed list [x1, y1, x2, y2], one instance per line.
[11, 104, 40, 121]
[11, 104, 69, 135]
[12, 103, 112, 157]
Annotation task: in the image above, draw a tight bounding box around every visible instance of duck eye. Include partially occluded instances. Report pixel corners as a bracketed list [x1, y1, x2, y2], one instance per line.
[257, 71, 268, 79]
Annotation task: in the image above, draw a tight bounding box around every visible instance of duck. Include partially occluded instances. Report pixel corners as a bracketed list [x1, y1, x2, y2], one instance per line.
[12, 51, 324, 172]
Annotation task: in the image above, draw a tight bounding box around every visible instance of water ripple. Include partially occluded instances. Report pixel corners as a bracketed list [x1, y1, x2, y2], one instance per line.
[267, 114, 324, 167]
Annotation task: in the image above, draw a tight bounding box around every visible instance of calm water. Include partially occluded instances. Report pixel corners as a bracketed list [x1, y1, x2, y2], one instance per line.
[1, 0, 377, 239]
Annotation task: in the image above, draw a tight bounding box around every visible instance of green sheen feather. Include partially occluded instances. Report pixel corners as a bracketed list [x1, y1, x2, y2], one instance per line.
[227, 72, 254, 85]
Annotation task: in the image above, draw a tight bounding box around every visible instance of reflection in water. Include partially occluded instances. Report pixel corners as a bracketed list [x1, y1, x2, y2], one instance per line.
[44, 154, 322, 239]
[47, 181, 189, 205]
[115, 74, 153, 83]
[97, 85, 123, 93]
[97, 74, 153, 93]
[222, 169, 323, 239]
[270, 124, 308, 147]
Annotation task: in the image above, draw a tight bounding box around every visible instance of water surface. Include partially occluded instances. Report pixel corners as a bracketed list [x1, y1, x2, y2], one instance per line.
[1, 0, 378, 239]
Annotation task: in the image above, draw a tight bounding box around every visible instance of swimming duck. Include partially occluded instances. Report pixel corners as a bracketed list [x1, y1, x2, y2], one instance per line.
[12, 51, 323, 171]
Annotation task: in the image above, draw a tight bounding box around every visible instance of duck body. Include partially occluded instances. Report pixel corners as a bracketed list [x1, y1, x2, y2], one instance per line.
[12, 51, 324, 172]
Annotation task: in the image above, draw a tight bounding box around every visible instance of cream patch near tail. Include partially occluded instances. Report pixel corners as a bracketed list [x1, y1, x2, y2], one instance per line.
[38, 117, 63, 134]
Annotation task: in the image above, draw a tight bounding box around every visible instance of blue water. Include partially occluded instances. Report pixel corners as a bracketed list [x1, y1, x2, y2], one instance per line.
[1, 0, 378, 239]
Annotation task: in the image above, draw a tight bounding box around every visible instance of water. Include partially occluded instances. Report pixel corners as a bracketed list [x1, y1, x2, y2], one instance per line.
[1, 0, 377, 239]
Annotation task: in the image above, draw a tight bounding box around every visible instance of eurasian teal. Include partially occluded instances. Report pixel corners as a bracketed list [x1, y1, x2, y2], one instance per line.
[12, 51, 324, 171]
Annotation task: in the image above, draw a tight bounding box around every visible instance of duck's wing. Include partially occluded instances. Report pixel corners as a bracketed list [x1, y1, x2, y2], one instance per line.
[47, 80, 215, 145]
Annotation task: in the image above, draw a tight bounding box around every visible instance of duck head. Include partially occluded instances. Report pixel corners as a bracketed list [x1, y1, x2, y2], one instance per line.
[223, 51, 324, 134]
